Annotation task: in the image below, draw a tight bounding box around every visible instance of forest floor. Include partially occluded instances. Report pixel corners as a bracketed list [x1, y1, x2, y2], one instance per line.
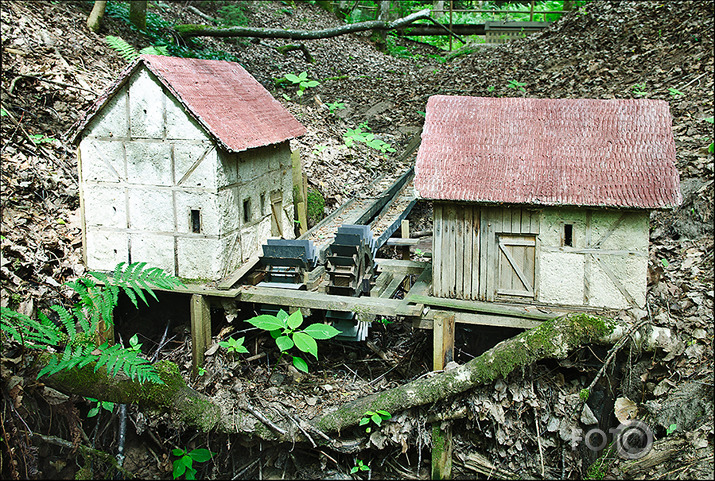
[1, 1, 713, 479]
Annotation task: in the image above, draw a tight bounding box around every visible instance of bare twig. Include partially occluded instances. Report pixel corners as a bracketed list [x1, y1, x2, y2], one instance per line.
[242, 402, 286, 436]
[272, 404, 316, 447]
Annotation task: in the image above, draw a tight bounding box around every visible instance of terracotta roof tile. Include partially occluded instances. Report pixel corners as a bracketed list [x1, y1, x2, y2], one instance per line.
[414, 96, 682, 209]
[70, 55, 305, 152]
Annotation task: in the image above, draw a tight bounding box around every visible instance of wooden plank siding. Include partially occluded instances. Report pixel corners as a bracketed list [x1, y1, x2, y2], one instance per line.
[433, 203, 540, 301]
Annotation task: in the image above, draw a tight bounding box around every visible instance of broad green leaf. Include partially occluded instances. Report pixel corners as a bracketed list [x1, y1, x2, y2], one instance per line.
[286, 310, 303, 330]
[270, 329, 282, 339]
[304, 80, 319, 88]
[371, 413, 383, 426]
[173, 460, 187, 478]
[350, 466, 358, 474]
[189, 448, 214, 462]
[292, 355, 308, 373]
[297, 71, 308, 81]
[172, 448, 185, 457]
[87, 406, 99, 418]
[292, 332, 318, 359]
[276, 309, 289, 321]
[275, 335, 294, 352]
[359, 417, 370, 426]
[284, 73, 300, 83]
[376, 410, 392, 419]
[185, 466, 197, 480]
[247, 314, 286, 331]
[302, 323, 340, 340]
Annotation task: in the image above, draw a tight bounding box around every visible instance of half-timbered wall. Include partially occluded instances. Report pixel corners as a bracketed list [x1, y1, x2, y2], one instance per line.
[78, 66, 294, 281]
[432, 202, 648, 309]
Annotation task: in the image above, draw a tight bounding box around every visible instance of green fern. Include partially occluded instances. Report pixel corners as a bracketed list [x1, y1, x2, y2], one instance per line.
[140, 45, 169, 56]
[105, 35, 140, 61]
[105, 36, 169, 62]
[0, 262, 182, 384]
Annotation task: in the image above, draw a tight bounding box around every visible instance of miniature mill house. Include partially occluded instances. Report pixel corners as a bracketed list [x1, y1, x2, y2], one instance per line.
[414, 96, 682, 310]
[71, 55, 306, 281]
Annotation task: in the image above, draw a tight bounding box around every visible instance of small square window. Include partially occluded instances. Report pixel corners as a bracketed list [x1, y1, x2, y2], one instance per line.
[191, 209, 201, 233]
[564, 224, 573, 247]
[243, 199, 251, 223]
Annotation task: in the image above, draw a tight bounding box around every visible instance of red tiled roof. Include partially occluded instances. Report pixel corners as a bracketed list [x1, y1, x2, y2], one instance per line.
[414, 96, 682, 209]
[70, 55, 305, 152]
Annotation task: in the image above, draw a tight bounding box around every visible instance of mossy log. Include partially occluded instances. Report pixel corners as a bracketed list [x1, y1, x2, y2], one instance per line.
[41, 314, 675, 442]
[175, 9, 432, 40]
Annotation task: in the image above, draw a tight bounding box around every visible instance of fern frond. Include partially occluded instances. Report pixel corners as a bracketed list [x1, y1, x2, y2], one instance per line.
[90, 262, 184, 309]
[1, 307, 63, 348]
[105, 36, 139, 61]
[49, 305, 77, 339]
[92, 343, 163, 384]
[139, 45, 169, 56]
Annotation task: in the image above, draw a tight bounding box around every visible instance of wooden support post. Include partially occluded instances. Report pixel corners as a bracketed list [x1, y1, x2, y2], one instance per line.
[190, 294, 211, 378]
[291, 150, 308, 235]
[432, 422, 453, 480]
[432, 311, 455, 371]
[400, 219, 411, 260]
[432, 311, 454, 480]
[401, 219, 411, 291]
[96, 313, 115, 346]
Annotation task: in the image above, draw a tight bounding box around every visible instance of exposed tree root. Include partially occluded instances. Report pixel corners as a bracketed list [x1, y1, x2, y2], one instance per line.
[42, 314, 676, 446]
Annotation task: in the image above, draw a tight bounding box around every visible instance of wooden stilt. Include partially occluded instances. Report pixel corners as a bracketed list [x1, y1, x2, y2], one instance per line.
[432, 311, 455, 371]
[191, 294, 211, 378]
[96, 313, 115, 346]
[432, 311, 455, 479]
[401, 219, 411, 291]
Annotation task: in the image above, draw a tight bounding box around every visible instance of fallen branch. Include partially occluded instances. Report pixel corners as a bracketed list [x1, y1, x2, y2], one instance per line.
[175, 9, 432, 40]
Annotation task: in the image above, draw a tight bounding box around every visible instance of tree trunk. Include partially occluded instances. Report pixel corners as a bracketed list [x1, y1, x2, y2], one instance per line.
[86, 0, 107, 33]
[371, 1, 393, 51]
[41, 315, 675, 443]
[129, 0, 147, 31]
[175, 8, 432, 41]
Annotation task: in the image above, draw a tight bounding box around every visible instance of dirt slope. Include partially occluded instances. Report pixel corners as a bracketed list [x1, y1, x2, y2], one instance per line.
[1, 1, 713, 479]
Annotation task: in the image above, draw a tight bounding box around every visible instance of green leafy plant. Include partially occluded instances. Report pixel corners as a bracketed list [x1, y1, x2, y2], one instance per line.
[487, 85, 496, 92]
[1, 107, 8, 117]
[667, 87, 684, 98]
[219, 336, 249, 355]
[0, 262, 183, 384]
[246, 309, 340, 374]
[506, 79, 526, 92]
[86, 397, 114, 418]
[172, 447, 215, 480]
[217, 3, 249, 26]
[359, 410, 392, 433]
[350, 459, 370, 474]
[579, 388, 590, 401]
[105, 35, 168, 62]
[632, 83, 648, 97]
[28, 134, 57, 145]
[282, 72, 320, 97]
[326, 100, 346, 113]
[344, 122, 396, 153]
[666, 423, 677, 435]
[661, 258, 669, 268]
[705, 117, 714, 154]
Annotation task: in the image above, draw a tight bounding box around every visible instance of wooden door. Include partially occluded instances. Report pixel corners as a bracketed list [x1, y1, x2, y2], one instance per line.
[496, 234, 536, 298]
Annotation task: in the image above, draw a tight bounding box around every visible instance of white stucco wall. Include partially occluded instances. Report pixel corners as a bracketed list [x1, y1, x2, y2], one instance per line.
[537, 207, 649, 309]
[78, 66, 295, 281]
